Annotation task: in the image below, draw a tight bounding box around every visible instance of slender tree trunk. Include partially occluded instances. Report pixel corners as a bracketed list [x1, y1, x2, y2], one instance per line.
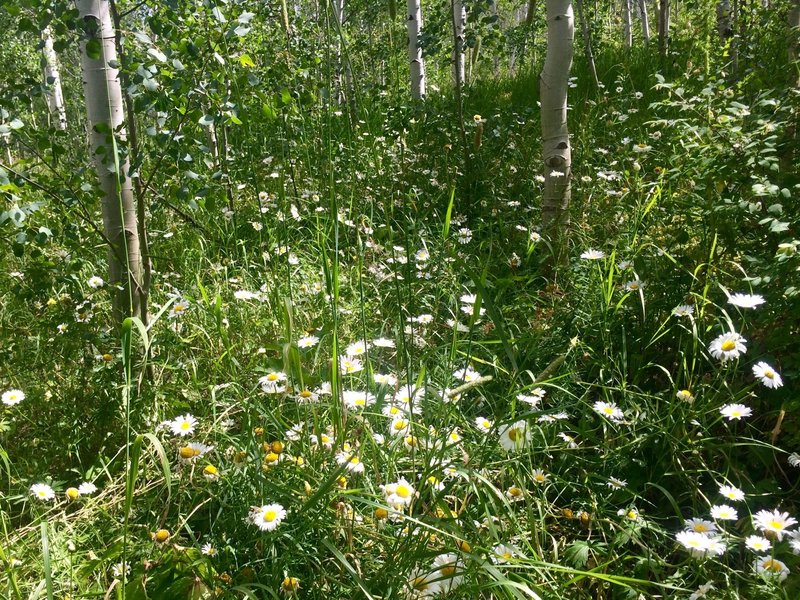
[717, 0, 732, 39]
[541, 0, 574, 271]
[452, 0, 466, 88]
[407, 0, 426, 99]
[639, 0, 651, 44]
[623, 0, 633, 47]
[76, 0, 143, 322]
[658, 0, 670, 56]
[576, 0, 599, 89]
[731, 0, 739, 72]
[41, 27, 67, 130]
[790, 0, 800, 88]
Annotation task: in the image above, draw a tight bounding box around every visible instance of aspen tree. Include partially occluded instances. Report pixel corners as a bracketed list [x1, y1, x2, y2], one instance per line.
[41, 27, 67, 130]
[407, 0, 426, 99]
[638, 0, 650, 44]
[76, 0, 144, 322]
[623, 0, 633, 48]
[452, 0, 466, 87]
[540, 0, 574, 269]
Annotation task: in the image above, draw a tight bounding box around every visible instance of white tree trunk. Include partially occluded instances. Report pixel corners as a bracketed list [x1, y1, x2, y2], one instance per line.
[76, 0, 143, 321]
[41, 27, 67, 130]
[575, 0, 599, 88]
[790, 0, 800, 88]
[540, 0, 574, 268]
[407, 0, 426, 99]
[623, 0, 633, 47]
[452, 0, 466, 88]
[638, 0, 650, 43]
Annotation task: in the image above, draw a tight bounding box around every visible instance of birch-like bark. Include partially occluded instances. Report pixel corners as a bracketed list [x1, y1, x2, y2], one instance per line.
[41, 27, 67, 130]
[638, 0, 650, 44]
[76, 0, 143, 322]
[452, 0, 466, 88]
[407, 0, 426, 99]
[623, 0, 633, 47]
[540, 0, 574, 269]
[575, 0, 599, 89]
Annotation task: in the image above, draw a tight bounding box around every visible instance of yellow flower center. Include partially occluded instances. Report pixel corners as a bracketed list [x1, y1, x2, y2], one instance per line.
[66, 487, 80, 500]
[396, 485, 410, 498]
[263, 510, 277, 522]
[503, 552, 512, 560]
[375, 508, 389, 519]
[350, 457, 360, 465]
[300, 390, 312, 397]
[393, 420, 407, 430]
[404, 435, 417, 446]
[508, 428, 520, 441]
[769, 520, 784, 530]
[180, 422, 191, 431]
[534, 474, 545, 482]
[763, 559, 783, 572]
[602, 407, 614, 415]
[764, 370, 774, 379]
[508, 487, 522, 497]
[694, 524, 708, 532]
[267, 374, 278, 381]
[204, 465, 217, 475]
[440, 565, 456, 577]
[721, 340, 736, 351]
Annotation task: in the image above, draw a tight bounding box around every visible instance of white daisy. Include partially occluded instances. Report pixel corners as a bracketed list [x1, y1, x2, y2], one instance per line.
[708, 332, 747, 361]
[474, 416, 493, 432]
[498, 420, 530, 452]
[297, 335, 319, 348]
[581, 249, 606, 260]
[335, 451, 365, 473]
[754, 557, 790, 581]
[728, 293, 765, 309]
[719, 484, 745, 501]
[372, 337, 395, 348]
[684, 518, 716, 535]
[752, 361, 783, 389]
[710, 504, 738, 521]
[593, 400, 624, 422]
[30, 483, 55, 501]
[78, 482, 97, 495]
[169, 414, 197, 436]
[2, 389, 25, 406]
[87, 276, 104, 288]
[745, 535, 771, 553]
[250, 503, 287, 531]
[492, 543, 519, 564]
[720, 403, 752, 421]
[383, 478, 415, 507]
[752, 509, 797, 540]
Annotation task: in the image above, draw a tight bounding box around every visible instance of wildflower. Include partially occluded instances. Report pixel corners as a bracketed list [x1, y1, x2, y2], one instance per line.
[558, 432, 578, 447]
[179, 442, 213, 461]
[789, 453, 800, 467]
[456, 228, 472, 244]
[745, 535, 771, 552]
[30, 483, 55, 501]
[754, 557, 790, 581]
[2, 389, 25, 406]
[720, 403, 752, 421]
[374, 372, 398, 386]
[406, 568, 439, 597]
[689, 581, 714, 600]
[66, 487, 80, 501]
[295, 389, 319, 404]
[710, 505, 738, 521]
[475, 417, 494, 433]
[505, 486, 524, 501]
[390, 418, 411, 437]
[339, 357, 363, 374]
[383, 478, 415, 507]
[632, 143, 652, 153]
[719, 484, 744, 501]
[453, 367, 481, 382]
[345, 340, 369, 357]
[169, 414, 197, 436]
[335, 451, 365, 473]
[415, 249, 430, 262]
[752, 509, 797, 540]
[203, 465, 219, 481]
[201, 543, 217, 556]
[728, 293, 766, 309]
[153, 529, 170, 544]
[281, 576, 301, 594]
[593, 400, 623, 422]
[624, 279, 644, 291]
[259, 372, 287, 394]
[676, 389, 694, 402]
[169, 298, 190, 318]
[78, 482, 97, 495]
[111, 562, 130, 580]
[685, 518, 716, 535]
[708, 332, 747, 362]
[342, 390, 375, 410]
[581, 249, 606, 260]
[87, 276, 104, 288]
[233, 290, 260, 300]
[672, 305, 694, 317]
[752, 362, 783, 389]
[531, 469, 548, 484]
[250, 503, 287, 532]
[372, 337, 395, 348]
[675, 531, 726, 558]
[432, 553, 464, 592]
[492, 544, 518, 564]
[498, 420, 530, 452]
[297, 336, 319, 348]
[607, 477, 627, 490]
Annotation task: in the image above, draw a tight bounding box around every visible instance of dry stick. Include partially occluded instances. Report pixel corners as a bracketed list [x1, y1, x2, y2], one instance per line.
[447, 375, 494, 398]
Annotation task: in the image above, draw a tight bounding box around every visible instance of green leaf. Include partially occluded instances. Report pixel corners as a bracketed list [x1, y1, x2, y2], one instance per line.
[147, 47, 167, 62]
[239, 53, 256, 68]
[85, 37, 101, 60]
